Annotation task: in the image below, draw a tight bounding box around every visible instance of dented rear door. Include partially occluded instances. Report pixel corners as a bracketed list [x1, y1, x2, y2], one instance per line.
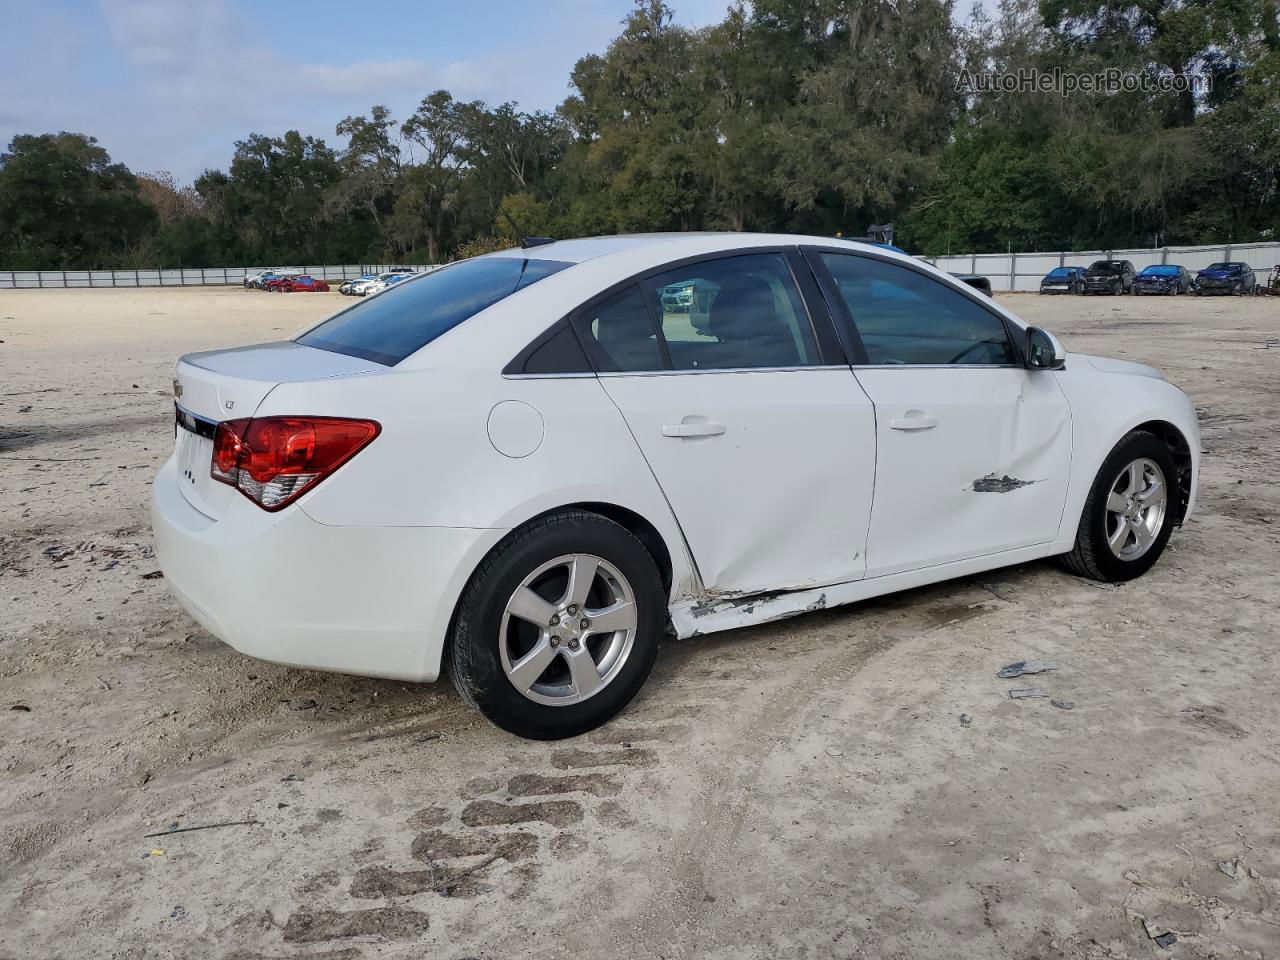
[853, 366, 1071, 577]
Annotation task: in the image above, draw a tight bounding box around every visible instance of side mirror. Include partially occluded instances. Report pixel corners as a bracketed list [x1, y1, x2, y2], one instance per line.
[1026, 326, 1066, 370]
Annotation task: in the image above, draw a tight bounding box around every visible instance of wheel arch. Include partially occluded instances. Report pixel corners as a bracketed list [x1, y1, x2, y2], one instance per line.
[439, 500, 685, 676]
[1131, 419, 1193, 525]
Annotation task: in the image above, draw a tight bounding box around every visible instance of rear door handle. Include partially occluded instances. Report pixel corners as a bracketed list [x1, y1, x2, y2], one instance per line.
[890, 414, 938, 431]
[662, 421, 726, 438]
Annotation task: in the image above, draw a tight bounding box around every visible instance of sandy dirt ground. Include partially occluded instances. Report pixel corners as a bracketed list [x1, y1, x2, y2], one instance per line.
[2, 285, 1279, 960]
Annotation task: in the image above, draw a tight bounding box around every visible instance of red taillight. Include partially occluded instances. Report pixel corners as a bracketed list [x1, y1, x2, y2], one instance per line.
[210, 416, 380, 511]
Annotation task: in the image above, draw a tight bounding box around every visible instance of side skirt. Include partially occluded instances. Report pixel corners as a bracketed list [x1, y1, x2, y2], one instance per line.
[670, 543, 1059, 638]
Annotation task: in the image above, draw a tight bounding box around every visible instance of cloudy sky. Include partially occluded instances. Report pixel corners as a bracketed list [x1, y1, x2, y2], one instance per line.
[0, 0, 741, 183]
[3, 0, 999, 184]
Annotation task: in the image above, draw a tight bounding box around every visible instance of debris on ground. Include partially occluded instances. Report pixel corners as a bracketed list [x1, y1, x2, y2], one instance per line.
[997, 660, 1057, 679]
[959, 714, 972, 727]
[1051, 699, 1075, 710]
[1217, 858, 1242, 879]
[1009, 688, 1049, 699]
[143, 819, 263, 838]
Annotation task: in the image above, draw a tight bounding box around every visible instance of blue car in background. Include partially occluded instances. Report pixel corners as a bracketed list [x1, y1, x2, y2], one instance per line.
[1132, 264, 1192, 296]
[1194, 262, 1256, 296]
[1039, 266, 1086, 295]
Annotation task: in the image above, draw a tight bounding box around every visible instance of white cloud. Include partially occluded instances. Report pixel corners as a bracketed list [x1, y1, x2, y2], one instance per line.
[0, 0, 783, 181]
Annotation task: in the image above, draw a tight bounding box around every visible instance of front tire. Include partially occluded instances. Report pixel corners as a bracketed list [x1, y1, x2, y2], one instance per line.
[448, 511, 664, 740]
[1059, 431, 1177, 583]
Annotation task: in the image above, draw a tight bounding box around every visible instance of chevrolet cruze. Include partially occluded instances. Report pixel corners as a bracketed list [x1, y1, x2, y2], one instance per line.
[153, 234, 1199, 739]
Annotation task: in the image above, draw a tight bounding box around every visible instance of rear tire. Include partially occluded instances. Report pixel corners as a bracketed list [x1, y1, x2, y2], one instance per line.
[1058, 431, 1177, 583]
[448, 510, 664, 740]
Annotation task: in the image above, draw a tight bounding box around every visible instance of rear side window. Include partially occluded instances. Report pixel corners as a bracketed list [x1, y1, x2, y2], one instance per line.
[819, 253, 1015, 366]
[298, 257, 571, 365]
[640, 253, 819, 370]
[574, 253, 821, 373]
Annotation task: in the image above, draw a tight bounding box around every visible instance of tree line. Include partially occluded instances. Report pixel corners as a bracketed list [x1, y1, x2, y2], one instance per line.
[2, 0, 1278, 269]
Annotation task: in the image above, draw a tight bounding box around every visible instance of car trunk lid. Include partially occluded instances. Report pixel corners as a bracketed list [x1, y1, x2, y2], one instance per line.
[172, 341, 383, 518]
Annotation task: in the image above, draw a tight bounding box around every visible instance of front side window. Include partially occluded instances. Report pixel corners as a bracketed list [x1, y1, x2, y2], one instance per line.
[298, 257, 571, 365]
[819, 253, 1016, 366]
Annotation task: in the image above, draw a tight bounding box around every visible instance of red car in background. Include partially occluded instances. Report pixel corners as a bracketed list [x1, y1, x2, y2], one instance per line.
[278, 275, 330, 293]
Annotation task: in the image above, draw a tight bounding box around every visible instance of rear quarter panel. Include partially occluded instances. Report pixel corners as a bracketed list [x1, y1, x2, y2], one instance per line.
[255, 366, 700, 598]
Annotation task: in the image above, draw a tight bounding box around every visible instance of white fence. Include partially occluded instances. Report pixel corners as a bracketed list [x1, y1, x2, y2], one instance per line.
[923, 241, 1280, 293]
[6, 241, 1279, 293]
[0, 264, 437, 289]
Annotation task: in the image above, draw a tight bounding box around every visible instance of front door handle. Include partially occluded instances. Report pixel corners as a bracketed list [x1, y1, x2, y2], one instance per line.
[890, 414, 938, 431]
[662, 421, 726, 438]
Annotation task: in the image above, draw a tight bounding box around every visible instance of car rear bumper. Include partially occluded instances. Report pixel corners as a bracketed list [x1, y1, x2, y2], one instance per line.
[151, 456, 501, 682]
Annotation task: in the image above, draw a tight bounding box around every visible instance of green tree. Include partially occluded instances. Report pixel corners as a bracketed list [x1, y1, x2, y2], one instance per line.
[0, 132, 155, 268]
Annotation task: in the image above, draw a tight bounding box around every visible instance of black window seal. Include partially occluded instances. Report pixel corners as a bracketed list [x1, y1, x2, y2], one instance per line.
[801, 248, 869, 365]
[784, 248, 847, 366]
[636, 282, 675, 370]
[801, 245, 1027, 368]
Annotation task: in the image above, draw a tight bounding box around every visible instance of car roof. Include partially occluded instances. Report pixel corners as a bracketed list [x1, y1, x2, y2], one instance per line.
[481, 232, 917, 266]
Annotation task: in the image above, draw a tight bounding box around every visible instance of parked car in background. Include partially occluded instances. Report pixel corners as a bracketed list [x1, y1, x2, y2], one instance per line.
[154, 232, 1198, 740]
[262, 274, 301, 291]
[1132, 265, 1192, 296]
[280, 275, 330, 293]
[1039, 266, 1086, 295]
[362, 272, 413, 296]
[1194, 262, 1256, 296]
[1083, 260, 1136, 295]
[247, 271, 287, 290]
[340, 274, 378, 296]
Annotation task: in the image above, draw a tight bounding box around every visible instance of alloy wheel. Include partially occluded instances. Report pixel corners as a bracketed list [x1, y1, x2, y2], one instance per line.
[498, 554, 638, 706]
[1104, 458, 1168, 561]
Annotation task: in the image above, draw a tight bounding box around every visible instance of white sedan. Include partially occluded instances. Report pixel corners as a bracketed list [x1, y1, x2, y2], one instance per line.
[153, 234, 1199, 739]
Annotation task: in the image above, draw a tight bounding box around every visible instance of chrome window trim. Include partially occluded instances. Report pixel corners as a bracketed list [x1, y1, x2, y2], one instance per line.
[501, 371, 598, 380]
[848, 363, 1026, 371]
[596, 364, 855, 377]
[503, 362, 1028, 379]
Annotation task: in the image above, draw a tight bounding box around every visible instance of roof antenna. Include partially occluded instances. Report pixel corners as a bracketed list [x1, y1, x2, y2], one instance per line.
[498, 204, 554, 249]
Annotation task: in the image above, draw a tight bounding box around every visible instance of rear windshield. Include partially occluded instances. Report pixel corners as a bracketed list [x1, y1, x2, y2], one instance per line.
[1046, 268, 1074, 278]
[298, 257, 572, 365]
[1205, 262, 1242, 272]
[1140, 266, 1179, 276]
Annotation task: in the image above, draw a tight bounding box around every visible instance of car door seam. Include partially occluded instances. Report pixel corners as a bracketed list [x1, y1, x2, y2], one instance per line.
[591, 375, 708, 596]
